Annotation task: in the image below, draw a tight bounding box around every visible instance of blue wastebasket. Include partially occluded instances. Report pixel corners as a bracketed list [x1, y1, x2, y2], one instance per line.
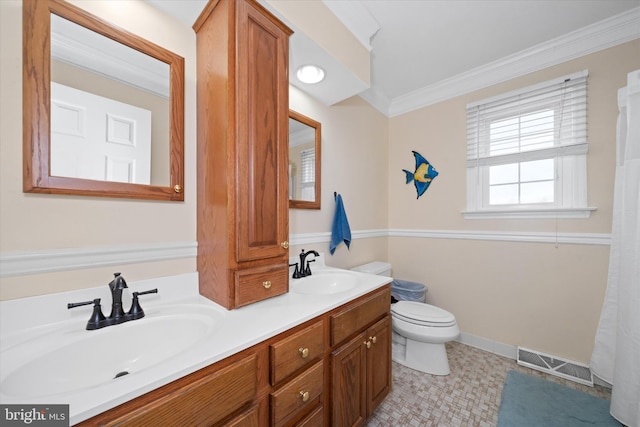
[391, 279, 427, 303]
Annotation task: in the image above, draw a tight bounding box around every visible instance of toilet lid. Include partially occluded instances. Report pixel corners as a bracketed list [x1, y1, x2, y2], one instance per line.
[391, 301, 457, 327]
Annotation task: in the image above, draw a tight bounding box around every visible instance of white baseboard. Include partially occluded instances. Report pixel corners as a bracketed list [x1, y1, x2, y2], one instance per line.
[456, 331, 518, 360]
[592, 374, 613, 389]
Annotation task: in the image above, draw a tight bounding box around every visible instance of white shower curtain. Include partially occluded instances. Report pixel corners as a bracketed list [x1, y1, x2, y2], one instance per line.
[590, 69, 640, 427]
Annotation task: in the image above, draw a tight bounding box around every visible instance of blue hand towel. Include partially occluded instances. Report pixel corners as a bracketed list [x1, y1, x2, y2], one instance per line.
[330, 194, 352, 254]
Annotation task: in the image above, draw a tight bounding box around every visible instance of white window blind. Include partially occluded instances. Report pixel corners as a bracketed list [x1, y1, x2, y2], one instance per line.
[467, 70, 588, 168]
[300, 148, 315, 184]
[465, 70, 593, 218]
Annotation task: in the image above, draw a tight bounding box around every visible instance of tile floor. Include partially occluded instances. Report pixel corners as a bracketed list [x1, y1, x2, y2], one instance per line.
[366, 341, 612, 427]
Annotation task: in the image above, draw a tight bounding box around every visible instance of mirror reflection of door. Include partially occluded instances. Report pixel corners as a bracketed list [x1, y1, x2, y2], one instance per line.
[51, 82, 152, 184]
[289, 118, 316, 202]
[50, 14, 170, 186]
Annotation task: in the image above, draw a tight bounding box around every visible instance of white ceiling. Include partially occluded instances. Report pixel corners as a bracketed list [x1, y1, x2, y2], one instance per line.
[360, 0, 639, 100]
[147, 0, 640, 116]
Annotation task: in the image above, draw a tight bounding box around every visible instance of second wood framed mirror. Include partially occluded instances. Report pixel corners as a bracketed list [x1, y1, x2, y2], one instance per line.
[289, 110, 321, 209]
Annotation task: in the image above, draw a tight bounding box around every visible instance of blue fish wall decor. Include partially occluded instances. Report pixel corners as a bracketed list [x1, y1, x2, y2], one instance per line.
[403, 151, 439, 199]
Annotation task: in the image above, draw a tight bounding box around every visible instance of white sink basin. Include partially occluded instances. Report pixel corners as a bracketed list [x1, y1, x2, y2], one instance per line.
[0, 304, 224, 399]
[291, 270, 360, 295]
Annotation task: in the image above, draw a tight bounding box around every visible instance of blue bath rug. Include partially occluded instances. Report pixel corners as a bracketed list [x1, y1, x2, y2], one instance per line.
[497, 370, 621, 427]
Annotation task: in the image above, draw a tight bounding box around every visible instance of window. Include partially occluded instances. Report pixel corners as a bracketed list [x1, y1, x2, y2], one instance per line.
[299, 148, 315, 201]
[465, 70, 594, 219]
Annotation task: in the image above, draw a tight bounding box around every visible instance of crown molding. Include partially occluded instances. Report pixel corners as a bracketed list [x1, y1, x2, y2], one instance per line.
[358, 85, 393, 116]
[289, 125, 315, 147]
[51, 16, 170, 98]
[370, 7, 640, 117]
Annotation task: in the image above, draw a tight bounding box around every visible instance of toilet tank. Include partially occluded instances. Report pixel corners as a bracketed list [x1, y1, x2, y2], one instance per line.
[350, 261, 392, 277]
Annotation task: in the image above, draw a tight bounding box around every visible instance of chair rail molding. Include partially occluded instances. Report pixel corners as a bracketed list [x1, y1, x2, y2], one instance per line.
[0, 241, 197, 278]
[387, 229, 611, 246]
[1, 229, 610, 277]
[289, 229, 387, 246]
[289, 229, 610, 246]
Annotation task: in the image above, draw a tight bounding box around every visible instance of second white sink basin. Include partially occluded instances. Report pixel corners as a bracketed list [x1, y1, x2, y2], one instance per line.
[291, 270, 360, 295]
[1, 304, 225, 399]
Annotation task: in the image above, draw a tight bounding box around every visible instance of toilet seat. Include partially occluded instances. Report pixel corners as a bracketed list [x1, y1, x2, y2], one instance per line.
[391, 301, 457, 327]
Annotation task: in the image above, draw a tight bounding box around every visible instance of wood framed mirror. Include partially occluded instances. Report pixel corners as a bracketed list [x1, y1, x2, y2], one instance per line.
[288, 110, 321, 209]
[23, 0, 185, 201]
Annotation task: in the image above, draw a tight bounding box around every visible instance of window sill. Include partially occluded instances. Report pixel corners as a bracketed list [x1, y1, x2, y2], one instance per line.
[462, 207, 597, 220]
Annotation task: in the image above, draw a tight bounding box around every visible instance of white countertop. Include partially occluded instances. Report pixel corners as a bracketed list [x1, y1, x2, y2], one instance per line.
[0, 256, 391, 425]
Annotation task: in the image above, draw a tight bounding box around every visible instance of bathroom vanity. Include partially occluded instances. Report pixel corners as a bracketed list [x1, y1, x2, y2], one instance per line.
[78, 285, 391, 426]
[0, 266, 392, 426]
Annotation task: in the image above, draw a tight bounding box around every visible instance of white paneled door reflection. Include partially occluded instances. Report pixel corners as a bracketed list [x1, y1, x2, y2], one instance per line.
[50, 82, 151, 184]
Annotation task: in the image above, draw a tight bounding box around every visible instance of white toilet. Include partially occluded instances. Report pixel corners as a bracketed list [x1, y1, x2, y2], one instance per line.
[351, 261, 460, 376]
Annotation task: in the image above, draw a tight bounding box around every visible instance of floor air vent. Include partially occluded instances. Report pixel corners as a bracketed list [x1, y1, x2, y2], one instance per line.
[517, 347, 593, 387]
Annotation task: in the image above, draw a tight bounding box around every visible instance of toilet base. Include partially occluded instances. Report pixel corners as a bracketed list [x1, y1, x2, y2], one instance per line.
[392, 331, 451, 376]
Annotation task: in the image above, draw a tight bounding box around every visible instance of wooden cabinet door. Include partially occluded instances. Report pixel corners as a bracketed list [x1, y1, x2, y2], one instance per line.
[235, 0, 289, 263]
[331, 332, 367, 427]
[366, 316, 392, 415]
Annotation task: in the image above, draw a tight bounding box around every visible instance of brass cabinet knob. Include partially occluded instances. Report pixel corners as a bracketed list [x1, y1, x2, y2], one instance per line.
[299, 391, 310, 402]
[281, 241, 289, 249]
[299, 347, 309, 358]
[364, 340, 371, 349]
[173, 184, 182, 193]
[370, 336, 377, 344]
[262, 280, 271, 289]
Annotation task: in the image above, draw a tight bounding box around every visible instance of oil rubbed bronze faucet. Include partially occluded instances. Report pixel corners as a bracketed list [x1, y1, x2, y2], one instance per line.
[68, 273, 157, 330]
[298, 249, 319, 278]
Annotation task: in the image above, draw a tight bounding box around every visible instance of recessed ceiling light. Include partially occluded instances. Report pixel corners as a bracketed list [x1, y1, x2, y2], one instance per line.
[296, 65, 325, 84]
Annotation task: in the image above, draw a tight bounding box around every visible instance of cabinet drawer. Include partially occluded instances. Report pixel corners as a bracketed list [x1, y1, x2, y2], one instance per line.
[270, 321, 324, 386]
[330, 287, 390, 346]
[297, 405, 323, 427]
[235, 263, 288, 307]
[271, 361, 323, 426]
[107, 354, 257, 426]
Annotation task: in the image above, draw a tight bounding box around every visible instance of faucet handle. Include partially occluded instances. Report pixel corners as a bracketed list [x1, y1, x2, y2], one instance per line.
[305, 259, 316, 276]
[127, 288, 158, 320]
[67, 299, 96, 309]
[68, 298, 106, 330]
[289, 263, 301, 279]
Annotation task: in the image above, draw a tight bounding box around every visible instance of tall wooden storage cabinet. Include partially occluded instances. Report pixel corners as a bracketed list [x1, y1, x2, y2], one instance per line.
[194, 0, 292, 309]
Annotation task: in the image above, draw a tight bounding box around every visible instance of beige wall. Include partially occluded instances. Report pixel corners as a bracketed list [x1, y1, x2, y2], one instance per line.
[0, 0, 197, 299]
[289, 86, 389, 269]
[387, 40, 640, 363]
